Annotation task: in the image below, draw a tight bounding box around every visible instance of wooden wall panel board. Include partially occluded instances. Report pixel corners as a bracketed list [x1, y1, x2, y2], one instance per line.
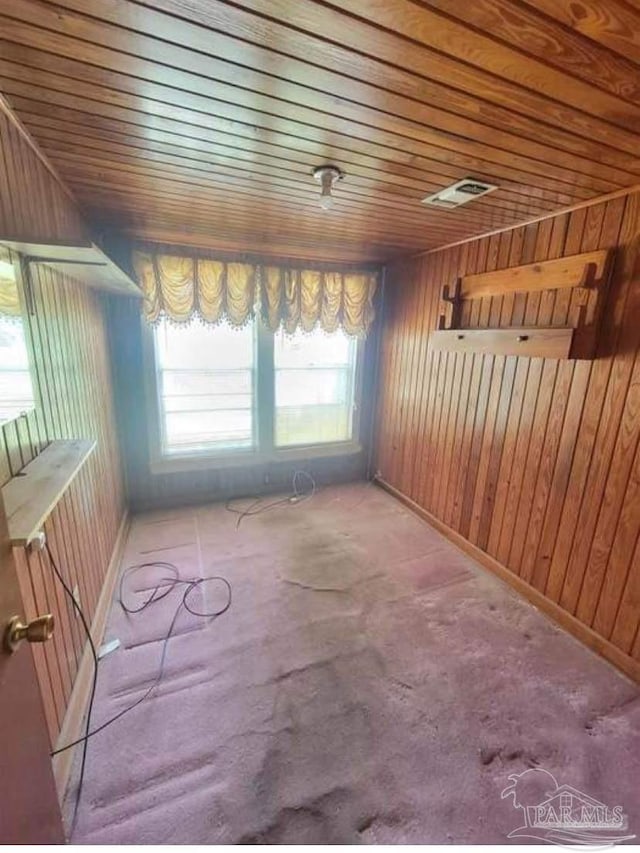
[4, 1, 640, 259]
[0, 36, 618, 215]
[13, 95, 598, 207]
[434, 343, 463, 518]
[408, 257, 433, 501]
[382, 270, 404, 486]
[399, 261, 424, 488]
[484, 229, 533, 551]
[221, 0, 640, 154]
[52, 174, 457, 239]
[0, 109, 126, 751]
[508, 354, 561, 565]
[430, 245, 460, 516]
[458, 233, 500, 538]
[497, 220, 556, 563]
[382, 287, 402, 478]
[400, 260, 429, 493]
[559, 211, 640, 614]
[440, 243, 473, 522]
[474, 313, 520, 550]
[467, 353, 507, 546]
[591, 363, 640, 638]
[47, 148, 512, 229]
[43, 144, 559, 234]
[375, 191, 640, 678]
[2, 66, 617, 214]
[411, 255, 440, 503]
[415, 254, 446, 507]
[611, 534, 640, 653]
[331, 0, 640, 133]
[25, 0, 640, 174]
[471, 347, 509, 542]
[389, 265, 411, 487]
[517, 209, 600, 586]
[521, 0, 640, 66]
[575, 349, 640, 625]
[448, 242, 491, 530]
[534, 205, 625, 597]
[43, 507, 79, 678]
[519, 361, 576, 584]
[31, 125, 564, 218]
[427, 249, 460, 512]
[425, 0, 640, 102]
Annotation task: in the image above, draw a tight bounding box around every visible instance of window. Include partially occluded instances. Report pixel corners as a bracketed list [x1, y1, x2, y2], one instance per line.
[154, 319, 255, 455]
[150, 319, 362, 463]
[274, 327, 357, 447]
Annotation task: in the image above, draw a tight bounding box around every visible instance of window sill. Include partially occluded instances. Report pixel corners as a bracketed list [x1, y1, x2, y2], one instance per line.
[149, 441, 363, 475]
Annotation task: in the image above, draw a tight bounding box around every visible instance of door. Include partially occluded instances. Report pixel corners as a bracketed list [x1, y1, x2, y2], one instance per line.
[0, 496, 65, 843]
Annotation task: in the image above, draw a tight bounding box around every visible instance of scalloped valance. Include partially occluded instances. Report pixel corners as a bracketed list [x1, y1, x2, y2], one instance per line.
[133, 251, 377, 338]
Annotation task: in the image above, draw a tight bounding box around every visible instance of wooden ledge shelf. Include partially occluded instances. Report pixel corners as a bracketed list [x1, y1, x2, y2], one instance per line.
[0, 238, 141, 296]
[429, 327, 575, 359]
[1, 439, 96, 546]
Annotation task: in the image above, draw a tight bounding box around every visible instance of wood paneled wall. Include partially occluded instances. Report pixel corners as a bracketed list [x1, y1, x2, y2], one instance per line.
[0, 106, 126, 747]
[375, 194, 640, 679]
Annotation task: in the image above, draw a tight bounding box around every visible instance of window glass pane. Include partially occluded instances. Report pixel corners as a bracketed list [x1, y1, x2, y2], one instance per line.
[154, 319, 255, 454]
[274, 327, 357, 447]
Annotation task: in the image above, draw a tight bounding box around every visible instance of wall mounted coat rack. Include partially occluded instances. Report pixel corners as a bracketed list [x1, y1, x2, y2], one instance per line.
[431, 248, 612, 360]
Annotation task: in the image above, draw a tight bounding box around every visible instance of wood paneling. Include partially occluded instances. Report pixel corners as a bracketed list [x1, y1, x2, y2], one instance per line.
[0, 107, 126, 748]
[3, 1, 640, 260]
[375, 192, 640, 680]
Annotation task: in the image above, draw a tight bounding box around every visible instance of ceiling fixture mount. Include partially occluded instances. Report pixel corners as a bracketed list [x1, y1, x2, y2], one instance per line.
[312, 165, 344, 211]
[422, 178, 498, 209]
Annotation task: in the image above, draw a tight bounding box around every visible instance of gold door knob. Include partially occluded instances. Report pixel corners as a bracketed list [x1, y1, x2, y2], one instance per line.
[3, 614, 54, 653]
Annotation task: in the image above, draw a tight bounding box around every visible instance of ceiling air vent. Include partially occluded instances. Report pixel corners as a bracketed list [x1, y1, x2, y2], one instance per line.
[422, 178, 498, 209]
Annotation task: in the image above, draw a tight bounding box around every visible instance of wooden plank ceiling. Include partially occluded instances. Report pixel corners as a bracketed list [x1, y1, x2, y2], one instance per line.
[1, 0, 640, 262]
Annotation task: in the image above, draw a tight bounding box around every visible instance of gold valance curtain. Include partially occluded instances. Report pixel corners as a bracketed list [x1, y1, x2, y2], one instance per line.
[133, 251, 377, 337]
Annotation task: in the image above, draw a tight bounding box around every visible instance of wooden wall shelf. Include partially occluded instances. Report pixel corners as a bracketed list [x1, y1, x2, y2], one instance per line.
[435, 248, 613, 360]
[429, 327, 575, 359]
[0, 238, 142, 297]
[1, 439, 96, 546]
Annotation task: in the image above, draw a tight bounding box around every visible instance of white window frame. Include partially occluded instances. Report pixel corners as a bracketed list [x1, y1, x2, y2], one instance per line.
[142, 317, 364, 474]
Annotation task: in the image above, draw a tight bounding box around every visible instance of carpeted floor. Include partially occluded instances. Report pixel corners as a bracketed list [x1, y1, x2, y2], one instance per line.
[67, 482, 640, 844]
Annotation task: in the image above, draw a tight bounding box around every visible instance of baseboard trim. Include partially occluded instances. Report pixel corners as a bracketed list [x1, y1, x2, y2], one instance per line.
[375, 477, 640, 684]
[52, 509, 130, 800]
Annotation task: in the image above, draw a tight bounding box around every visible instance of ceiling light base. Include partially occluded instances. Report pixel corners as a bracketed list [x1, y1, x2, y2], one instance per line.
[312, 165, 344, 185]
[312, 165, 344, 211]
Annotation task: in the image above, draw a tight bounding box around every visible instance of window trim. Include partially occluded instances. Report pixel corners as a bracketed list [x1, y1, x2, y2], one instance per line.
[141, 316, 364, 474]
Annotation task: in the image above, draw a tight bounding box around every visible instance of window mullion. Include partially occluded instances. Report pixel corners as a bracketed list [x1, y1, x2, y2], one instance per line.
[256, 319, 275, 454]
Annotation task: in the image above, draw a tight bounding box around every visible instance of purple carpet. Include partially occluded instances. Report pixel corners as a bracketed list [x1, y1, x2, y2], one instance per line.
[66, 483, 640, 843]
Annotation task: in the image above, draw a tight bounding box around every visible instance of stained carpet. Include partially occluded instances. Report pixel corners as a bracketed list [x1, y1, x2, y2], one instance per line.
[67, 483, 640, 843]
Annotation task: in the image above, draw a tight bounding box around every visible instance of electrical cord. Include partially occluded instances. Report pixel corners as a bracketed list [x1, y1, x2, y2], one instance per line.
[225, 469, 316, 528]
[51, 566, 231, 754]
[45, 542, 99, 832]
[45, 548, 232, 829]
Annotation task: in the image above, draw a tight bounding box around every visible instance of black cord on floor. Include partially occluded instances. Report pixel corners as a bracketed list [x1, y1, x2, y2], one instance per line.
[45, 542, 98, 834]
[46, 550, 231, 830]
[225, 470, 316, 528]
